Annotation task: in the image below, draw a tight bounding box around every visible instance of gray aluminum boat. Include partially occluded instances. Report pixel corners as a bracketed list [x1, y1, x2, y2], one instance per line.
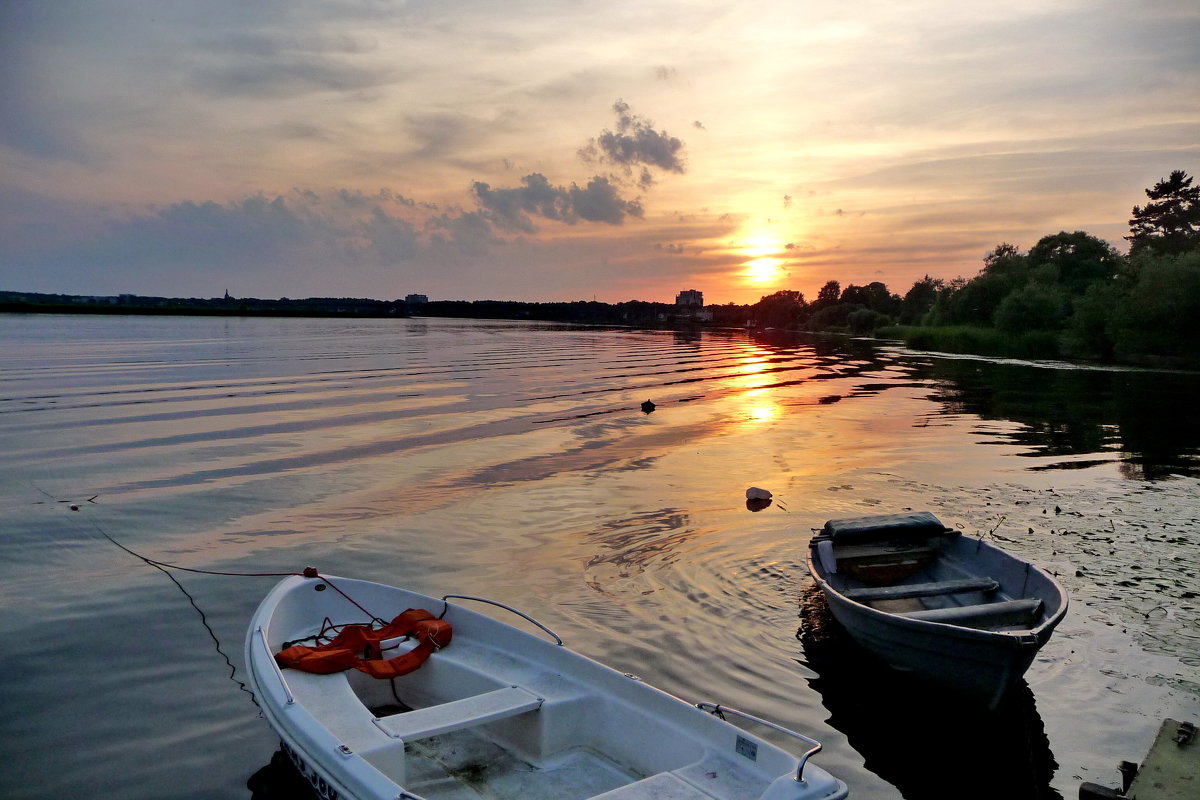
[805, 512, 1068, 709]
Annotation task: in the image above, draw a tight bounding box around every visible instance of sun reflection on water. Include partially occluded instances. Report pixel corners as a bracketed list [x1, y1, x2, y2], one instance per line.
[743, 394, 780, 423]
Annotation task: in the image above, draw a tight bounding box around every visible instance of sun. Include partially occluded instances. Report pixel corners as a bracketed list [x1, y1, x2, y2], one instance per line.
[742, 234, 781, 258]
[745, 257, 784, 284]
[739, 233, 786, 285]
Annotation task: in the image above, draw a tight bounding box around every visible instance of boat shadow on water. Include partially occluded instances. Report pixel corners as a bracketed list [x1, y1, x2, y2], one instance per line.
[797, 583, 1063, 800]
[247, 748, 321, 800]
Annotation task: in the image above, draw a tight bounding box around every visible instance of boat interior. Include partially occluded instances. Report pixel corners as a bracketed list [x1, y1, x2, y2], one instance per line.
[278, 628, 805, 800]
[814, 522, 1050, 632]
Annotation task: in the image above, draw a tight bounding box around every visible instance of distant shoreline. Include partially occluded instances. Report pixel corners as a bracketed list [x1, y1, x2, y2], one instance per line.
[0, 290, 707, 327]
[0, 291, 413, 319]
[0, 301, 407, 319]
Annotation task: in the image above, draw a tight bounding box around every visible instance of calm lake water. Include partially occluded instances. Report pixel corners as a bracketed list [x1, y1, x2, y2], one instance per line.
[1, 314, 1197, 800]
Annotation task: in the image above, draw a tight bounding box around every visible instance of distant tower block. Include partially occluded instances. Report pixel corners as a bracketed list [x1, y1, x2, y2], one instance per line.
[675, 289, 703, 306]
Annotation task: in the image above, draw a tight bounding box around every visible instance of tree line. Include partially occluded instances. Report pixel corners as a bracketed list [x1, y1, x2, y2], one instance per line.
[5, 171, 1195, 366]
[743, 169, 1200, 367]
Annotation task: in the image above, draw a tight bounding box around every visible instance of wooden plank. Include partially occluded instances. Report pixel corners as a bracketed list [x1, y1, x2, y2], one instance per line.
[836, 544, 937, 585]
[871, 597, 925, 613]
[898, 598, 1043, 629]
[843, 577, 999, 602]
[834, 543, 935, 561]
[1126, 718, 1199, 800]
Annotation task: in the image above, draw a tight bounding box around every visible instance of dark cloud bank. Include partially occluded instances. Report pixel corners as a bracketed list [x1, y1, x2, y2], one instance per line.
[471, 174, 643, 231]
[10, 102, 689, 287]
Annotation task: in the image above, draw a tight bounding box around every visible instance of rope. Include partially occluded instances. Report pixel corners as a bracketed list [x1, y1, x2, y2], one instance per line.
[315, 575, 382, 622]
[77, 520, 293, 579]
[156, 562, 262, 709]
[86, 520, 381, 619]
[18, 479, 385, 712]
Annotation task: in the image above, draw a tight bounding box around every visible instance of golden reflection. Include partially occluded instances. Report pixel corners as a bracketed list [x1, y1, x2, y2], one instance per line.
[734, 346, 781, 423]
[736, 351, 772, 389]
[744, 395, 780, 424]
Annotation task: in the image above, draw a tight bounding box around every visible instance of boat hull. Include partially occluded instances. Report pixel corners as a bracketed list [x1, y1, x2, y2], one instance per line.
[246, 574, 848, 800]
[806, 517, 1067, 710]
[813, 571, 1048, 708]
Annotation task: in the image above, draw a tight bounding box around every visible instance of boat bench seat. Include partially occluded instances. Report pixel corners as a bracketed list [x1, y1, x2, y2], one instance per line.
[843, 577, 999, 602]
[372, 685, 544, 741]
[833, 542, 935, 562]
[898, 598, 1043, 629]
[832, 542, 939, 585]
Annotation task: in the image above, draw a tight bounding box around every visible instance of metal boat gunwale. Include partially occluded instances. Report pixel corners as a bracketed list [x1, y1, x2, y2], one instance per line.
[809, 537, 1065, 638]
[805, 511, 1068, 709]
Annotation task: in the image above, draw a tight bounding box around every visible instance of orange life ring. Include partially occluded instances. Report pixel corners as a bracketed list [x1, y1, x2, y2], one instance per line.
[275, 608, 452, 678]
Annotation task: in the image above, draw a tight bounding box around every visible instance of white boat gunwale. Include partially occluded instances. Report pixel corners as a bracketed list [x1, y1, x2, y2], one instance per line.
[694, 702, 825, 785]
[246, 573, 849, 800]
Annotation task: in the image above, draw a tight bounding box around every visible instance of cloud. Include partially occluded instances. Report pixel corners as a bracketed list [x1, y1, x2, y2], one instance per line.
[580, 100, 687, 186]
[116, 195, 313, 264]
[194, 55, 391, 98]
[427, 211, 501, 257]
[570, 176, 644, 224]
[472, 174, 565, 233]
[6, 189, 437, 290]
[472, 172, 642, 230]
[20, 167, 645, 294]
[332, 187, 436, 211]
[0, 3, 101, 161]
[4, 92, 685, 298]
[0, 65, 92, 160]
[403, 111, 494, 160]
[362, 205, 421, 260]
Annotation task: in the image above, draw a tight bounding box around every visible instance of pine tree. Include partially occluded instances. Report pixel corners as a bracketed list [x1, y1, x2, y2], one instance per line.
[1127, 170, 1200, 256]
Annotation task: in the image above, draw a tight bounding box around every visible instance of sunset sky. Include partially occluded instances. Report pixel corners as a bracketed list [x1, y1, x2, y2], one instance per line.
[2, 1, 1197, 305]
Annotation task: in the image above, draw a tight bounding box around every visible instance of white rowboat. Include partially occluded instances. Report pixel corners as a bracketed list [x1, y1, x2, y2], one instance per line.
[245, 573, 849, 800]
[806, 512, 1068, 710]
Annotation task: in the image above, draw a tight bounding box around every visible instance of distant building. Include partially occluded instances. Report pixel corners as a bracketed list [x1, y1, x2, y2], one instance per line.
[675, 289, 703, 307]
[405, 294, 429, 304]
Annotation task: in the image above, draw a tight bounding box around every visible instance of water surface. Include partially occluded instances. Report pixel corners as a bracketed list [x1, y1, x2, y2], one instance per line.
[1, 314, 1197, 799]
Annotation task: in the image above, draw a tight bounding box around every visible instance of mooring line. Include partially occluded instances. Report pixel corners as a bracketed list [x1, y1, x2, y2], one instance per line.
[15, 477, 301, 712]
[14, 478, 386, 714]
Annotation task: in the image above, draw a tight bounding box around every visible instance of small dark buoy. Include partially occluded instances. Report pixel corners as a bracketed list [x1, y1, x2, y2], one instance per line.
[641, 400, 656, 413]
